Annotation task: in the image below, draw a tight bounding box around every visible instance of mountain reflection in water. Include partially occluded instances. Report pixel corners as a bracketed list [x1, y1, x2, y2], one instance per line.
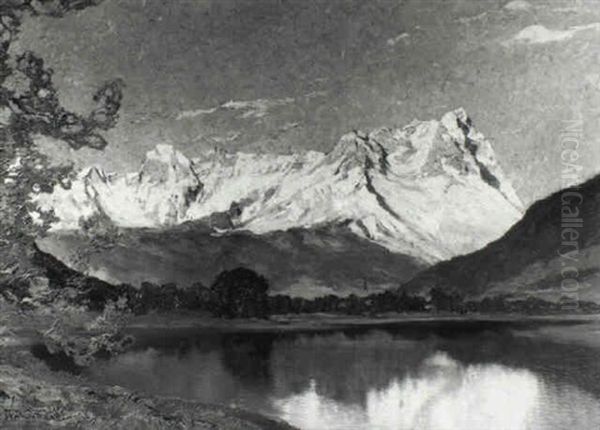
[274, 351, 600, 430]
[86, 321, 600, 430]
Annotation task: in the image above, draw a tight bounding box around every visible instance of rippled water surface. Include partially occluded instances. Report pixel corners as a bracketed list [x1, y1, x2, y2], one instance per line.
[87, 320, 600, 430]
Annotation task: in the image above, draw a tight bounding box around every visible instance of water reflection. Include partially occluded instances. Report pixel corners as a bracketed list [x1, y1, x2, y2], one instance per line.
[274, 351, 600, 430]
[88, 323, 600, 430]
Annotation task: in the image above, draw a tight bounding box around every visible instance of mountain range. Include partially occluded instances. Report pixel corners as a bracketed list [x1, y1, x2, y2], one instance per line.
[34, 108, 523, 270]
[40, 108, 599, 299]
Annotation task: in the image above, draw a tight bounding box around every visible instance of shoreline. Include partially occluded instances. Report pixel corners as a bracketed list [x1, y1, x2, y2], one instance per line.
[0, 302, 297, 430]
[126, 311, 600, 333]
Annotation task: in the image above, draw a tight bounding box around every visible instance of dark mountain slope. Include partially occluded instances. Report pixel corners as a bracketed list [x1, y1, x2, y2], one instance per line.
[38, 222, 427, 298]
[401, 174, 600, 303]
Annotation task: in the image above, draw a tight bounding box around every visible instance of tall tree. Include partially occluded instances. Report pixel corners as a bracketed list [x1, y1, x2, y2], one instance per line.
[210, 267, 270, 319]
[0, 0, 123, 294]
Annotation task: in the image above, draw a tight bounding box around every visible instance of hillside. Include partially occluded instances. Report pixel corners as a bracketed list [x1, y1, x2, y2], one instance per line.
[38, 222, 425, 297]
[401, 174, 600, 303]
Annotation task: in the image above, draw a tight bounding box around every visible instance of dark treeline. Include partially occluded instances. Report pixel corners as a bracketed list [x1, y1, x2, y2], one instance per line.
[9, 248, 599, 320]
[268, 290, 427, 316]
[79, 283, 428, 318]
[425, 286, 600, 315]
[76, 275, 600, 319]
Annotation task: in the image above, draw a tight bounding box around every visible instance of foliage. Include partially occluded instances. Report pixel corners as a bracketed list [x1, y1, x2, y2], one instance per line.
[266, 290, 427, 316]
[0, 0, 123, 290]
[0, 1, 129, 370]
[28, 244, 600, 319]
[209, 267, 270, 319]
[429, 287, 465, 313]
[123, 281, 211, 315]
[38, 296, 133, 367]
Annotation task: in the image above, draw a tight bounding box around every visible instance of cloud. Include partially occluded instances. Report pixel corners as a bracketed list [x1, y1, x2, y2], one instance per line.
[508, 23, 600, 45]
[176, 106, 219, 120]
[188, 130, 241, 145]
[176, 97, 293, 120]
[221, 97, 294, 119]
[571, 22, 600, 32]
[386, 33, 410, 47]
[457, 12, 488, 25]
[177, 91, 326, 121]
[504, 1, 532, 12]
[304, 90, 328, 100]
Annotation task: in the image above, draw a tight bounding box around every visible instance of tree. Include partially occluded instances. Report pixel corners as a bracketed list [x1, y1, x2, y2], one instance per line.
[178, 281, 211, 311]
[344, 294, 364, 315]
[0, 0, 123, 298]
[398, 290, 427, 312]
[209, 267, 269, 319]
[429, 287, 464, 313]
[268, 294, 292, 315]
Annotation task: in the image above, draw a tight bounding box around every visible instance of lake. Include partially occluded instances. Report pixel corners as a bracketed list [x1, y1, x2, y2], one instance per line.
[86, 319, 600, 430]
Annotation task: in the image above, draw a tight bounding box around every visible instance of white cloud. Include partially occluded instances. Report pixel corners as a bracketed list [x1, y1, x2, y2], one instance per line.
[508, 23, 600, 45]
[176, 97, 293, 120]
[457, 12, 487, 25]
[176, 106, 219, 120]
[504, 1, 532, 12]
[221, 97, 294, 119]
[304, 90, 328, 100]
[571, 22, 600, 32]
[386, 32, 410, 47]
[512, 25, 575, 44]
[177, 91, 325, 121]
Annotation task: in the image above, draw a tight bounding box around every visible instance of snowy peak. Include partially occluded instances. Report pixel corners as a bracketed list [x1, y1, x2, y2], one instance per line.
[440, 109, 523, 211]
[131, 145, 202, 225]
[33, 108, 524, 263]
[34, 145, 203, 229]
[139, 144, 198, 185]
[324, 108, 522, 210]
[327, 130, 390, 178]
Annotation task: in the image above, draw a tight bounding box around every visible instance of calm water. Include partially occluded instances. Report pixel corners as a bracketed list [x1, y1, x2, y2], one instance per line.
[86, 320, 600, 430]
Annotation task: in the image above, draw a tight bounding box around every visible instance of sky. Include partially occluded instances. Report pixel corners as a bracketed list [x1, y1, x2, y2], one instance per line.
[15, 0, 600, 205]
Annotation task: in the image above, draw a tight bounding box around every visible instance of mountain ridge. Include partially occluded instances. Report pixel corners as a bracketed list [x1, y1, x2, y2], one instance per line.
[33, 108, 523, 264]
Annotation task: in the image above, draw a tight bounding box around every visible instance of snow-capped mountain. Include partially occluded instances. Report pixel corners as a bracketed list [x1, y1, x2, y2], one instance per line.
[34, 108, 523, 264]
[34, 144, 202, 229]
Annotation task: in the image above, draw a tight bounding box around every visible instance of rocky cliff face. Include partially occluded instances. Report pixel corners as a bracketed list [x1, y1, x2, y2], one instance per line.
[33, 108, 523, 264]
